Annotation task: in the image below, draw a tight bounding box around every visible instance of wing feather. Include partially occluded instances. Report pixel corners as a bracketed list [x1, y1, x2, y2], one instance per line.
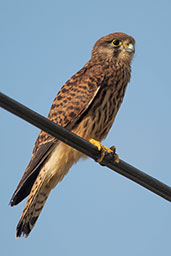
[10, 63, 105, 206]
[10, 142, 56, 205]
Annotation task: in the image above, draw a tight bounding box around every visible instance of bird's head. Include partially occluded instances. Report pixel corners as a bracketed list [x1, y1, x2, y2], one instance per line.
[92, 32, 135, 65]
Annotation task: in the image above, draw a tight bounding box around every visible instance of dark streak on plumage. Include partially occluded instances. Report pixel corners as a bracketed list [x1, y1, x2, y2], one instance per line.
[57, 95, 62, 101]
[83, 119, 89, 129]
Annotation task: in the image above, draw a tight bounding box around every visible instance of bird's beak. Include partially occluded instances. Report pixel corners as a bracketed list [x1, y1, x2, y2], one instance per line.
[125, 43, 135, 53]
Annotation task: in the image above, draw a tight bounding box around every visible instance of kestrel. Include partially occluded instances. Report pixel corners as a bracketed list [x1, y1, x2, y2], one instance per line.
[10, 32, 135, 237]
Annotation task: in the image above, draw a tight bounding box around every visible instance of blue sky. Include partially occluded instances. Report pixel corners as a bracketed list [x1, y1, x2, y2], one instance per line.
[0, 0, 171, 255]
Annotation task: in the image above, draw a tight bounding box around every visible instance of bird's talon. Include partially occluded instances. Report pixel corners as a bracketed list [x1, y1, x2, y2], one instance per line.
[109, 146, 119, 163]
[110, 145, 115, 151]
[89, 139, 119, 163]
[110, 146, 119, 164]
[114, 153, 120, 164]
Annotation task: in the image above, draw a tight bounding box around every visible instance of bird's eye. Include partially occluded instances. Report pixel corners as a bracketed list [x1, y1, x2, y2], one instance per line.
[112, 39, 122, 47]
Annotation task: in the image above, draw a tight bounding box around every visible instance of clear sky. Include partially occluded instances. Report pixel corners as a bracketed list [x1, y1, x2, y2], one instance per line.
[0, 0, 171, 255]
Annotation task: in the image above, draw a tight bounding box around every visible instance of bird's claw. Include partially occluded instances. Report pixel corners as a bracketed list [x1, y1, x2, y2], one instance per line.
[89, 138, 119, 163]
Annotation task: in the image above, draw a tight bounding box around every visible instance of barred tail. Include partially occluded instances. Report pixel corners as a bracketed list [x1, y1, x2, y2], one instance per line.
[16, 169, 50, 238]
[16, 142, 81, 238]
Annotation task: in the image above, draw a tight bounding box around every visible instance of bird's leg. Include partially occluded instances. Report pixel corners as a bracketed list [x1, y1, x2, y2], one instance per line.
[89, 138, 119, 163]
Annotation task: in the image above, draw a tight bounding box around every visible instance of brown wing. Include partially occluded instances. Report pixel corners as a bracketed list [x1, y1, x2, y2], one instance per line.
[10, 142, 55, 206]
[10, 63, 104, 206]
[33, 62, 104, 152]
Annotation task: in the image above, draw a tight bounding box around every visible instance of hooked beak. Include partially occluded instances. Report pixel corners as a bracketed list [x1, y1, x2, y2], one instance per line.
[125, 43, 135, 53]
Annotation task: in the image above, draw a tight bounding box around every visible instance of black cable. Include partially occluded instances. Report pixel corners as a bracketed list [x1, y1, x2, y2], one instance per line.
[0, 92, 171, 202]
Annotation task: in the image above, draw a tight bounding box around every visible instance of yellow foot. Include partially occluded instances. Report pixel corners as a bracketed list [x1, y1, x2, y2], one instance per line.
[89, 139, 119, 164]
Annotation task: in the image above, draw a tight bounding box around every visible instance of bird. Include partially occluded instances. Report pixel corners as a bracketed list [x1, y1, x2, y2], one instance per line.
[10, 32, 135, 238]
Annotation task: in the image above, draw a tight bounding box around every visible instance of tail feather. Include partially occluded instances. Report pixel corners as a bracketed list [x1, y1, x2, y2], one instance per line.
[15, 142, 81, 238]
[16, 168, 50, 238]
